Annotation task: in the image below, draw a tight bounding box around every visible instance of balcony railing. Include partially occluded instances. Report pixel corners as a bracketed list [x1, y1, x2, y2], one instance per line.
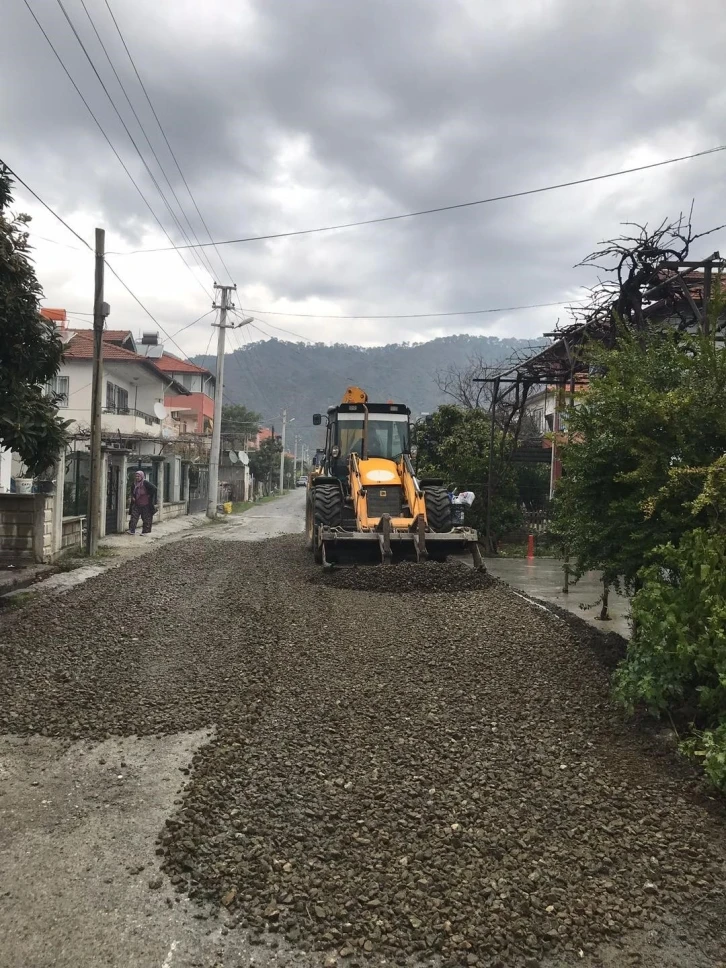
[103, 406, 159, 426]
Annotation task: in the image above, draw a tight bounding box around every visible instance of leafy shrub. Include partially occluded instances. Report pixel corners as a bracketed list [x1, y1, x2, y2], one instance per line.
[613, 528, 726, 789]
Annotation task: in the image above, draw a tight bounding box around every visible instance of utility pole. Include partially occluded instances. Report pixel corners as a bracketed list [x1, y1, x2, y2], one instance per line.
[86, 228, 108, 555]
[207, 284, 251, 518]
[293, 434, 299, 480]
[278, 410, 287, 493]
[278, 411, 294, 492]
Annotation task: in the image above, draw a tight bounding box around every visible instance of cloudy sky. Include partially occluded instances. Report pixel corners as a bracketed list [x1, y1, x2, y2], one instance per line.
[2, 0, 725, 355]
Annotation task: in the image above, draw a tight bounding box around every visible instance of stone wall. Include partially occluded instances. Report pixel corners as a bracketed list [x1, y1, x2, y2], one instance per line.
[62, 516, 85, 550]
[162, 500, 187, 521]
[0, 494, 55, 564]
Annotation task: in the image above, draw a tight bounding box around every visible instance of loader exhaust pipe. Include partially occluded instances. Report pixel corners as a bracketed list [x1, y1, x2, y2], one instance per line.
[362, 403, 369, 461]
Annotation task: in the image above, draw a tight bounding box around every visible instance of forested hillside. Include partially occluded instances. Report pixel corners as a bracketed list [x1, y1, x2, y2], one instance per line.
[194, 333, 535, 448]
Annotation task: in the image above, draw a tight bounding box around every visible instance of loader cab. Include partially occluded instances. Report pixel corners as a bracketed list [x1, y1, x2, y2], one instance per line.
[313, 403, 412, 480]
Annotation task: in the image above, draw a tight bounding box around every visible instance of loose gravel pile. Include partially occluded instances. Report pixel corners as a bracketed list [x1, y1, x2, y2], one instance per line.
[2, 536, 725, 968]
[312, 559, 495, 594]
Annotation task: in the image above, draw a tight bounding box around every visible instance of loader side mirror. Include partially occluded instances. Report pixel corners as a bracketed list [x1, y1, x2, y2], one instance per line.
[312, 413, 322, 426]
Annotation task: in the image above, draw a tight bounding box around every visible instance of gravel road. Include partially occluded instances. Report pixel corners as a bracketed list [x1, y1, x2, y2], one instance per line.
[1, 490, 724, 968]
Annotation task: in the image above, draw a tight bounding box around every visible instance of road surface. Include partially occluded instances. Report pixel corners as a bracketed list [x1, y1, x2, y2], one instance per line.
[1, 490, 724, 968]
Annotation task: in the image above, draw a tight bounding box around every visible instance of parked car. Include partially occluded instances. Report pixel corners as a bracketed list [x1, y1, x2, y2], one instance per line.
[296, 476, 308, 488]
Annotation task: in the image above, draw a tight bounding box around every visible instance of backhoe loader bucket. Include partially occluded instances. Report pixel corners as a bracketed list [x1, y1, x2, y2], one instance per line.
[317, 517, 483, 569]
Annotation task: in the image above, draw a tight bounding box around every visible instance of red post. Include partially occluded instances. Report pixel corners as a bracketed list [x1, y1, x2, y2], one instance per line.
[527, 533, 535, 559]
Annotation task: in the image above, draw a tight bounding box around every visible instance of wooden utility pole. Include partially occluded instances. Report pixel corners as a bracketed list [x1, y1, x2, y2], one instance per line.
[485, 377, 500, 554]
[86, 228, 106, 555]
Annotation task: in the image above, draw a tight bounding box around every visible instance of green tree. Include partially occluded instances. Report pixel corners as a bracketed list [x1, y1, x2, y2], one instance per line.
[613, 527, 726, 788]
[248, 436, 282, 490]
[220, 403, 261, 449]
[414, 404, 521, 544]
[554, 331, 726, 590]
[0, 167, 68, 474]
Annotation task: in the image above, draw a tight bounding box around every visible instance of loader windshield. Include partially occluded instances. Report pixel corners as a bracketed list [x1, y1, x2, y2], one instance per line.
[337, 413, 410, 460]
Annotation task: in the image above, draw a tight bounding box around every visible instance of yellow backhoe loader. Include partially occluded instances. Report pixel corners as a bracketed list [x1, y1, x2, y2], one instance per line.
[305, 387, 483, 567]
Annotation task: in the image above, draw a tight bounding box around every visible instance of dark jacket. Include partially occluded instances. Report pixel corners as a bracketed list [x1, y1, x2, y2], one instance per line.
[130, 480, 157, 508]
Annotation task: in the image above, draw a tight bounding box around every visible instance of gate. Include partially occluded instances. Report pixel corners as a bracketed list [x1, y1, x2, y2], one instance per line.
[187, 464, 209, 513]
[105, 463, 120, 533]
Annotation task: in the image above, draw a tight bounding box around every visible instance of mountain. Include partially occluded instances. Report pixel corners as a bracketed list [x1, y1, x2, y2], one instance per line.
[194, 334, 536, 450]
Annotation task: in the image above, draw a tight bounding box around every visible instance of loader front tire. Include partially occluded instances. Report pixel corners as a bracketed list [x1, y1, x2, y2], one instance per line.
[424, 486, 453, 534]
[313, 485, 343, 564]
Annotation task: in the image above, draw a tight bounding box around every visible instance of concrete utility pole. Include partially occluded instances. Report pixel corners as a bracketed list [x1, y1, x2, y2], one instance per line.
[278, 411, 294, 492]
[293, 434, 299, 480]
[86, 228, 108, 555]
[207, 284, 252, 518]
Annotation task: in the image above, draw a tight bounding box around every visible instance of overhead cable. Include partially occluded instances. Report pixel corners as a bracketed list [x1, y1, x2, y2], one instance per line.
[114, 145, 726, 254]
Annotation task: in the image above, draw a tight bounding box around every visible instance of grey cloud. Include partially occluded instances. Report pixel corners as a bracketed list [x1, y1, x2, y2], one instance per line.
[2, 0, 726, 351]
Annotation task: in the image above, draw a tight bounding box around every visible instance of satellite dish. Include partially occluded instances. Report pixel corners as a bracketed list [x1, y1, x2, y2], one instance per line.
[239, 451, 249, 465]
[228, 450, 239, 463]
[154, 402, 168, 420]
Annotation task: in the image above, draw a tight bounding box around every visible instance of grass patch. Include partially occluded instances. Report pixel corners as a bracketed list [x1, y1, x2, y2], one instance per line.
[231, 493, 287, 515]
[0, 591, 35, 610]
[494, 538, 561, 559]
[54, 545, 117, 571]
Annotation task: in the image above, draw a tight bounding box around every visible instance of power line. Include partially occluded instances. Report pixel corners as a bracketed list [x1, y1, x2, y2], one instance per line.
[229, 324, 277, 414]
[76, 0, 220, 282]
[114, 144, 726, 254]
[238, 298, 584, 321]
[168, 308, 216, 339]
[21, 0, 211, 298]
[28, 232, 85, 251]
[53, 0, 215, 292]
[3, 160, 91, 249]
[248, 315, 313, 343]
[102, 0, 236, 286]
[229, 308, 312, 344]
[5, 158, 210, 365]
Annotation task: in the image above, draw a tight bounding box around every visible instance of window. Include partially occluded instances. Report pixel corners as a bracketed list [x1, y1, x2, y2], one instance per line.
[106, 382, 129, 411]
[63, 451, 89, 516]
[336, 414, 410, 460]
[46, 375, 69, 407]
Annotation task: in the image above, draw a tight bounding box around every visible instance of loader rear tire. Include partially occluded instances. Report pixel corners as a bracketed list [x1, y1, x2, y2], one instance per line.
[313, 485, 343, 564]
[424, 486, 453, 534]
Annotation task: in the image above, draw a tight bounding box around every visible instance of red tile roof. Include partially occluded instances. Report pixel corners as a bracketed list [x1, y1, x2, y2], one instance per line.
[62, 333, 192, 393]
[66, 327, 134, 345]
[155, 353, 212, 376]
[40, 308, 67, 322]
[102, 330, 134, 343]
[63, 332, 145, 362]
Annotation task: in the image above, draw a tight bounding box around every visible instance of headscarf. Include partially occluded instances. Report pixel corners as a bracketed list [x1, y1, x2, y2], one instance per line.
[133, 470, 145, 499]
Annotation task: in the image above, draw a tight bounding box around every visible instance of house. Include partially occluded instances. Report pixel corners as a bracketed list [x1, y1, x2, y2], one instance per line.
[154, 352, 216, 435]
[1, 312, 219, 565]
[249, 426, 276, 450]
[58, 330, 187, 438]
[52, 328, 202, 535]
[523, 381, 588, 496]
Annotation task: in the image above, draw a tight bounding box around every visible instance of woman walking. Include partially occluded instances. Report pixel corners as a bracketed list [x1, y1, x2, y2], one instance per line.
[128, 470, 157, 535]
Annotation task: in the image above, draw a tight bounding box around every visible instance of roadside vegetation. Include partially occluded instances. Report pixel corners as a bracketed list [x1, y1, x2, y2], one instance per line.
[555, 319, 726, 789]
